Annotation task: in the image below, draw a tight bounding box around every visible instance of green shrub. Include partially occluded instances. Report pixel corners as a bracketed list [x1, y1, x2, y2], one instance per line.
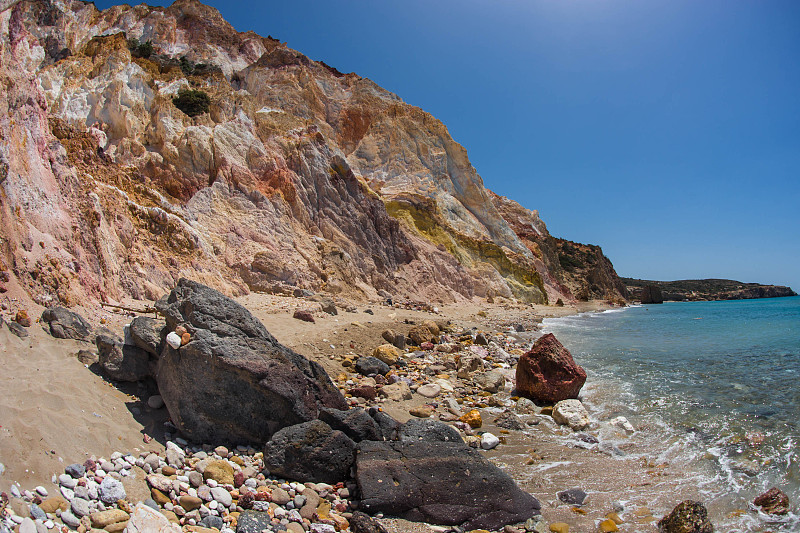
[128, 38, 154, 59]
[173, 89, 210, 117]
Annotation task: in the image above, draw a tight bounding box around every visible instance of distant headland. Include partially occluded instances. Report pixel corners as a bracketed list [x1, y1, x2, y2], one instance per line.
[621, 278, 797, 303]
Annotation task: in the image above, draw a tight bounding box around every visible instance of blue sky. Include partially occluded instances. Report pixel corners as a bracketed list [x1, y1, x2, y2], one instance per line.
[95, 0, 800, 290]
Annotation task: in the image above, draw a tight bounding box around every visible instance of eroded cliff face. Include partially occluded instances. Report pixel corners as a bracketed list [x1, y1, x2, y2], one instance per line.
[0, 0, 625, 306]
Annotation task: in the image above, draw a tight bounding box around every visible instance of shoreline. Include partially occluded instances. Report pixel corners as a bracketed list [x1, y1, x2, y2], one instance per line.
[0, 294, 700, 533]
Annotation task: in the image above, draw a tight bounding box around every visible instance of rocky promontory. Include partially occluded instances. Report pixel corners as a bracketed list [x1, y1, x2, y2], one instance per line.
[622, 278, 797, 302]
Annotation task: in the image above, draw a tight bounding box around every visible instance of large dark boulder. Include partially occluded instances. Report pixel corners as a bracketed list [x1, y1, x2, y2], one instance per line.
[318, 408, 382, 442]
[657, 500, 713, 533]
[515, 333, 586, 403]
[155, 279, 347, 444]
[263, 420, 356, 483]
[41, 307, 92, 340]
[355, 440, 540, 530]
[368, 407, 401, 441]
[128, 316, 164, 356]
[399, 419, 462, 443]
[96, 335, 151, 382]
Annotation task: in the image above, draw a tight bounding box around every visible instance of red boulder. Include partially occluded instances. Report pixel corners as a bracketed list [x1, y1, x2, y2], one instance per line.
[515, 333, 586, 403]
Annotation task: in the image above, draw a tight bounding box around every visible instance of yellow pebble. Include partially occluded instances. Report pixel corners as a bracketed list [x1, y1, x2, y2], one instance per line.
[606, 512, 624, 524]
[549, 523, 569, 533]
[598, 519, 619, 532]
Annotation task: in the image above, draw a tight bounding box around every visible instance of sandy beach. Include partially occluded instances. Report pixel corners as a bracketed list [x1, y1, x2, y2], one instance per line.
[0, 293, 711, 532]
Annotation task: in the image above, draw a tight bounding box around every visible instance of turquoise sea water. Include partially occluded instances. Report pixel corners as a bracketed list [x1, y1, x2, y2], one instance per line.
[542, 296, 800, 532]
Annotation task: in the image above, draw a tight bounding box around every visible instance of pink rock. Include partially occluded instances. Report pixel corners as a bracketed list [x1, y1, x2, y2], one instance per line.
[293, 310, 315, 323]
[515, 333, 586, 403]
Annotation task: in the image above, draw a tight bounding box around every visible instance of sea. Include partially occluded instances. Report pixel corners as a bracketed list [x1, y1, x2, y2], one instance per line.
[540, 296, 800, 532]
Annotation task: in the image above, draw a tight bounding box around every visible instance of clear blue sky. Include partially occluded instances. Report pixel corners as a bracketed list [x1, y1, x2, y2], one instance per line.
[95, 0, 800, 290]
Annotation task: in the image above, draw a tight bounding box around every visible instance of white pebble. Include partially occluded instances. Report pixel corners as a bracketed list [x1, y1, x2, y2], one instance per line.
[166, 331, 182, 349]
[480, 432, 500, 450]
[206, 479, 218, 488]
[35, 486, 48, 497]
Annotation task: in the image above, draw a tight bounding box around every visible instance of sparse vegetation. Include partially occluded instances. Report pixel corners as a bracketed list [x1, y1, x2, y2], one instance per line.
[173, 88, 210, 117]
[179, 56, 221, 77]
[127, 37, 153, 59]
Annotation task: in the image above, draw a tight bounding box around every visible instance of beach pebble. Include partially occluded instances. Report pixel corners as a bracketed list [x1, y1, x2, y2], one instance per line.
[19, 518, 36, 533]
[209, 487, 232, 507]
[166, 331, 182, 349]
[99, 477, 126, 503]
[29, 504, 46, 521]
[416, 384, 441, 398]
[60, 511, 81, 528]
[557, 488, 587, 506]
[147, 395, 164, 409]
[60, 486, 75, 501]
[10, 484, 21, 498]
[609, 416, 635, 434]
[552, 399, 590, 431]
[34, 486, 48, 497]
[58, 474, 78, 489]
[480, 432, 500, 450]
[65, 464, 86, 479]
[70, 498, 91, 517]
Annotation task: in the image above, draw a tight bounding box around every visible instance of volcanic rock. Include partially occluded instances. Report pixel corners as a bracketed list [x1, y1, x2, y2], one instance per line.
[640, 285, 664, 304]
[318, 407, 382, 442]
[753, 487, 790, 515]
[371, 344, 400, 365]
[96, 335, 151, 382]
[515, 333, 586, 403]
[368, 408, 402, 441]
[355, 356, 390, 376]
[154, 279, 346, 443]
[355, 440, 540, 530]
[293, 310, 315, 323]
[399, 419, 462, 443]
[41, 307, 92, 340]
[128, 317, 164, 356]
[474, 369, 505, 393]
[408, 325, 436, 346]
[263, 420, 356, 484]
[349, 511, 388, 533]
[657, 500, 713, 532]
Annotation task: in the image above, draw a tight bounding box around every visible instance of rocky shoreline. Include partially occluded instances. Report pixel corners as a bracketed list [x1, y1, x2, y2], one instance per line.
[1, 282, 789, 533]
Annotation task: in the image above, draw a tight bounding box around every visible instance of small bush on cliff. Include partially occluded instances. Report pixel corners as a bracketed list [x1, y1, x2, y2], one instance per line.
[173, 89, 211, 117]
[127, 38, 154, 59]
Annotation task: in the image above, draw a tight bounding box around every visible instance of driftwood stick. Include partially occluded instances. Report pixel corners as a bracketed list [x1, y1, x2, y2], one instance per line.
[100, 302, 159, 314]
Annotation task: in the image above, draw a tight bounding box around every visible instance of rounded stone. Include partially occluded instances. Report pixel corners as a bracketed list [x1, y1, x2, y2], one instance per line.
[480, 432, 500, 450]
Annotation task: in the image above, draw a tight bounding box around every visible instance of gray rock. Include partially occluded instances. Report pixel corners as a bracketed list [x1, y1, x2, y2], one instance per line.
[99, 476, 126, 503]
[210, 487, 232, 507]
[199, 515, 224, 529]
[356, 440, 540, 530]
[349, 511, 389, 533]
[399, 419, 462, 443]
[473, 369, 505, 393]
[75, 349, 98, 365]
[143, 498, 159, 511]
[70, 497, 91, 517]
[96, 335, 151, 382]
[319, 299, 337, 316]
[264, 420, 356, 484]
[494, 410, 526, 430]
[155, 279, 347, 443]
[73, 485, 90, 500]
[28, 504, 46, 521]
[148, 395, 164, 409]
[355, 356, 390, 376]
[60, 510, 80, 528]
[236, 510, 272, 533]
[318, 407, 382, 442]
[188, 471, 203, 488]
[165, 448, 184, 468]
[65, 463, 86, 478]
[7, 320, 29, 338]
[557, 488, 587, 506]
[128, 316, 164, 356]
[59, 473, 77, 488]
[41, 307, 92, 340]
